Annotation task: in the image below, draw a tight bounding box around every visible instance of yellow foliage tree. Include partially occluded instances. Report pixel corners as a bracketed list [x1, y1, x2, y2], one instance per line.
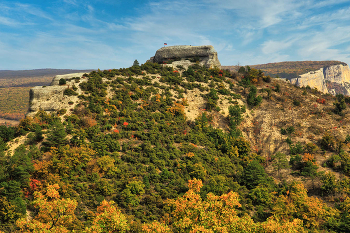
[142, 179, 306, 233]
[16, 184, 78, 233]
[86, 200, 130, 233]
[272, 182, 337, 229]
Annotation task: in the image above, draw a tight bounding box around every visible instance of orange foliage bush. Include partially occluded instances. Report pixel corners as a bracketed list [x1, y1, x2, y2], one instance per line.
[81, 117, 97, 128]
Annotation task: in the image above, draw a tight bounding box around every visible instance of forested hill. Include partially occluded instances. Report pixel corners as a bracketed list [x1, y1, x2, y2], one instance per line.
[223, 60, 347, 80]
[1, 63, 350, 232]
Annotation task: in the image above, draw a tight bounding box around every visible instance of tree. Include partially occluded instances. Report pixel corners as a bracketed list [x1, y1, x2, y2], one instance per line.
[247, 85, 262, 107]
[242, 160, 271, 189]
[44, 121, 67, 149]
[334, 94, 346, 115]
[86, 200, 130, 233]
[133, 59, 140, 67]
[272, 182, 335, 229]
[228, 105, 245, 137]
[320, 172, 337, 196]
[16, 184, 79, 232]
[271, 152, 290, 178]
[141, 179, 306, 232]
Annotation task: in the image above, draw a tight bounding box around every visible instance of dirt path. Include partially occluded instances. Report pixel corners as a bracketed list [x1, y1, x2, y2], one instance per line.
[7, 135, 27, 156]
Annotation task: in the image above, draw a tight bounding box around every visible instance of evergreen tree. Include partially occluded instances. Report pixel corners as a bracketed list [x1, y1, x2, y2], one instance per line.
[44, 121, 67, 149]
[271, 152, 290, 178]
[132, 59, 140, 67]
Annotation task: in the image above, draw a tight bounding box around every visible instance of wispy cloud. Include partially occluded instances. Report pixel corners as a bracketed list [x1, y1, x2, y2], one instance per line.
[262, 39, 295, 54]
[0, 16, 21, 27]
[15, 3, 53, 20]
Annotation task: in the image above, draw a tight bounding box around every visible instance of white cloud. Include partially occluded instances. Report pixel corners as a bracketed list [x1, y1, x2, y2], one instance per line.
[15, 3, 53, 20]
[262, 39, 295, 54]
[0, 16, 21, 27]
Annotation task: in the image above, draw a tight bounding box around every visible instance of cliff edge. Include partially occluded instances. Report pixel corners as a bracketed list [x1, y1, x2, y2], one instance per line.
[27, 73, 86, 117]
[290, 64, 350, 95]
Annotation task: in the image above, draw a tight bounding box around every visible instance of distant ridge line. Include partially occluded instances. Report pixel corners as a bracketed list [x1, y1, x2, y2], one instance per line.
[222, 60, 347, 80]
[0, 68, 94, 79]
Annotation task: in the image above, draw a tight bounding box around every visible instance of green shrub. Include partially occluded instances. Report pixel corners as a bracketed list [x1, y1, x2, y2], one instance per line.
[57, 109, 67, 115]
[247, 86, 262, 107]
[64, 88, 78, 96]
[290, 142, 304, 155]
[334, 94, 346, 115]
[59, 78, 66, 85]
[263, 76, 271, 83]
[293, 99, 301, 106]
[320, 133, 335, 151]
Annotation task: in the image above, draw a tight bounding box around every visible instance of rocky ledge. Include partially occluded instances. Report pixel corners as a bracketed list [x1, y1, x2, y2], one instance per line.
[148, 45, 221, 69]
[27, 73, 86, 117]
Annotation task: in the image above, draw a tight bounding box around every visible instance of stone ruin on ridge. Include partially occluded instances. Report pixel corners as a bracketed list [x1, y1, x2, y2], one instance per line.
[148, 45, 221, 69]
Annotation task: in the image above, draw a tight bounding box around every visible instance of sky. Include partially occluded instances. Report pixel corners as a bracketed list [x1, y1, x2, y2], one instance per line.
[0, 0, 350, 70]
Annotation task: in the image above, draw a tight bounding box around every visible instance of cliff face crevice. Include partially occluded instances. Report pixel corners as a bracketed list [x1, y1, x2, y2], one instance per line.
[27, 73, 86, 117]
[290, 64, 350, 95]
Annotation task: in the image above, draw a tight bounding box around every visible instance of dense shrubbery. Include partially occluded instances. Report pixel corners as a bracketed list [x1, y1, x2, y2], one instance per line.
[0, 62, 347, 232]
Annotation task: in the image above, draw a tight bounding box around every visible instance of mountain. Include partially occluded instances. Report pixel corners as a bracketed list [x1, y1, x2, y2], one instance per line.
[222, 60, 346, 80]
[0, 69, 93, 79]
[1, 50, 350, 232]
[290, 64, 350, 96]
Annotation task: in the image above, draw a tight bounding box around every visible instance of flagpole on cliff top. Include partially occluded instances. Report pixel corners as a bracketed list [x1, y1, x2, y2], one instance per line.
[164, 43, 167, 47]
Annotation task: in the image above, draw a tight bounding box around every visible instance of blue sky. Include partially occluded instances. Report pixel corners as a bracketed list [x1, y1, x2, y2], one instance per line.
[0, 0, 350, 70]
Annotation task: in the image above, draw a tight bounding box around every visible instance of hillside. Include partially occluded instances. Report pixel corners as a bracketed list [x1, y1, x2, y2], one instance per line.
[223, 60, 346, 80]
[1, 63, 350, 232]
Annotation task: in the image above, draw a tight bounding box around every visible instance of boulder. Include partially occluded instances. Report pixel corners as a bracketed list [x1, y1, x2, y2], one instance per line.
[149, 45, 221, 68]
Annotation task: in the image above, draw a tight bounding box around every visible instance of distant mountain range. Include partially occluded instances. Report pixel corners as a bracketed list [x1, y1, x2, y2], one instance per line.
[222, 60, 347, 80]
[0, 68, 94, 79]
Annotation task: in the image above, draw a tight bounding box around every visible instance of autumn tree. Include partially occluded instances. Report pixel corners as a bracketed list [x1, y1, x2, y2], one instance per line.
[272, 182, 336, 230]
[142, 179, 306, 232]
[16, 184, 79, 232]
[86, 200, 130, 233]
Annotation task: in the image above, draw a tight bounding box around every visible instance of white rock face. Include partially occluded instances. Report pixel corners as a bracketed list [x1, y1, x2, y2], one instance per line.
[290, 64, 350, 95]
[27, 73, 86, 117]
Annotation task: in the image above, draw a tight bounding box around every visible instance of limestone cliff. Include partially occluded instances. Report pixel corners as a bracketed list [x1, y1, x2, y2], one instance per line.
[290, 64, 350, 95]
[148, 45, 221, 69]
[27, 73, 86, 117]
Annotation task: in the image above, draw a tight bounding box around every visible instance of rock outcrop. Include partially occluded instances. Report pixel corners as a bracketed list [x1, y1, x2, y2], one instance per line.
[149, 45, 221, 69]
[290, 64, 350, 95]
[27, 73, 86, 117]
